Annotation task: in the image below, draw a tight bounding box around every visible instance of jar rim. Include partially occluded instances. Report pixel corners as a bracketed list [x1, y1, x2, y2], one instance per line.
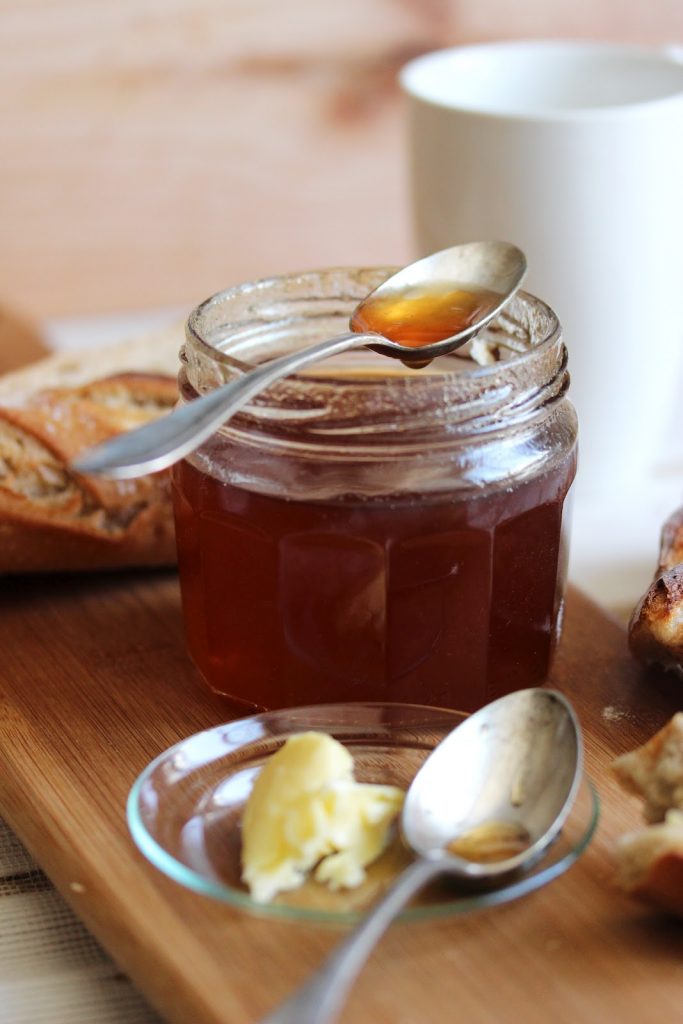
[185, 266, 562, 385]
[180, 267, 574, 497]
[180, 266, 569, 465]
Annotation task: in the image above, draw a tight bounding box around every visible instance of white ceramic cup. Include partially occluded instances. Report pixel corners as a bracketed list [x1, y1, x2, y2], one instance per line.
[400, 41, 683, 495]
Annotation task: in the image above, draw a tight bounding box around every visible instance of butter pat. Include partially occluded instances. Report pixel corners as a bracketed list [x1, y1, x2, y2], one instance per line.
[241, 731, 404, 904]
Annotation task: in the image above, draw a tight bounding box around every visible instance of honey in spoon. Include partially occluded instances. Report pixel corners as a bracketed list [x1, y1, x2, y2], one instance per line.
[447, 820, 531, 864]
[350, 284, 503, 349]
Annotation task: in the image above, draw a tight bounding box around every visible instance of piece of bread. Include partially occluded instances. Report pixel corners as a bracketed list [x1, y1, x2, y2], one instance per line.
[0, 322, 184, 573]
[615, 811, 683, 917]
[612, 715, 683, 917]
[613, 713, 683, 823]
[628, 506, 683, 676]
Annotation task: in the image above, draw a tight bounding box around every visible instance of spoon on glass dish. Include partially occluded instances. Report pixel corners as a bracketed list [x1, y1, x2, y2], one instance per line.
[72, 241, 526, 479]
[260, 688, 583, 1024]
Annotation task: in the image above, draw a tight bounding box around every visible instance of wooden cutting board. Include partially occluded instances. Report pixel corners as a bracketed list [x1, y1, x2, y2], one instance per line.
[1, 574, 682, 1024]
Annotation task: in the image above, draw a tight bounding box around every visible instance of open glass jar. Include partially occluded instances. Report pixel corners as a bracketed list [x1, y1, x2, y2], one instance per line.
[172, 268, 577, 713]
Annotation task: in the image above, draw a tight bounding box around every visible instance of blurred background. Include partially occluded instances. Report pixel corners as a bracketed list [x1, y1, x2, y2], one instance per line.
[1, 0, 681, 320]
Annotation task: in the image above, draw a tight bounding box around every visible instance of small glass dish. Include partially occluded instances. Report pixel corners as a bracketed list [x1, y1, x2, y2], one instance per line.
[127, 702, 599, 924]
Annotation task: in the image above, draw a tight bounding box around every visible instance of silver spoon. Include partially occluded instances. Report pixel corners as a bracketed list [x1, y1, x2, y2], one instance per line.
[71, 241, 525, 479]
[260, 688, 582, 1024]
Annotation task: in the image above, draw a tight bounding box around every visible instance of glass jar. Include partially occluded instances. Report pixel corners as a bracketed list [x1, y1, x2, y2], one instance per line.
[172, 268, 577, 713]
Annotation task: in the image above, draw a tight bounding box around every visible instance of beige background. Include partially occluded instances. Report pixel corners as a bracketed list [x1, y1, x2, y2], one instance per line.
[0, 0, 681, 319]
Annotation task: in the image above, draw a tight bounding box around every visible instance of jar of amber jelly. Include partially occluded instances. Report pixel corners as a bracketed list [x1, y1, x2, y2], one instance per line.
[172, 268, 577, 713]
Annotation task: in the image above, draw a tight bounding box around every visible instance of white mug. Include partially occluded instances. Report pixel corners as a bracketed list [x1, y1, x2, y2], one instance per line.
[400, 41, 683, 495]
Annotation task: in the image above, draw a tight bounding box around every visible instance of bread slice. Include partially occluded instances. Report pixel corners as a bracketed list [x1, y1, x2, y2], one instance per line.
[0, 322, 184, 573]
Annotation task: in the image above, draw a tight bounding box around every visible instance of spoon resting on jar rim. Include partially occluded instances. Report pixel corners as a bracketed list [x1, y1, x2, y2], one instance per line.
[71, 241, 526, 479]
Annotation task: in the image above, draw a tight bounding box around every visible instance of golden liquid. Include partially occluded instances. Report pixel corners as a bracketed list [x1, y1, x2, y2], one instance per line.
[351, 284, 502, 348]
[447, 820, 531, 864]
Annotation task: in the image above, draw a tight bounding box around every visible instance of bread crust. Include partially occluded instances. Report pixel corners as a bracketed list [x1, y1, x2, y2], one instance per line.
[628, 507, 683, 675]
[0, 366, 180, 573]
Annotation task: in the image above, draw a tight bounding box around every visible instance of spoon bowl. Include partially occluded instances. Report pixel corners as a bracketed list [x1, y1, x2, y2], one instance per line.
[403, 688, 582, 880]
[354, 240, 527, 361]
[71, 241, 526, 479]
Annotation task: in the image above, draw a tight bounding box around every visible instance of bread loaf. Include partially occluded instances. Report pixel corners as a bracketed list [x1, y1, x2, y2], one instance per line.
[628, 507, 683, 675]
[0, 323, 183, 573]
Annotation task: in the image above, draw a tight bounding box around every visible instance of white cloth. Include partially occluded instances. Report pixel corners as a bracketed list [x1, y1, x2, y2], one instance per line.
[0, 818, 160, 1024]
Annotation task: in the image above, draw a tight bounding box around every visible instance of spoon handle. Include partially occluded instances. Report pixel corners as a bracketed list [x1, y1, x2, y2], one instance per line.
[259, 856, 444, 1024]
[70, 330, 375, 479]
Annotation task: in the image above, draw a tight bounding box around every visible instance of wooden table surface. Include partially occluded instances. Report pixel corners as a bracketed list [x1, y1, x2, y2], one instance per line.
[1, 572, 682, 1024]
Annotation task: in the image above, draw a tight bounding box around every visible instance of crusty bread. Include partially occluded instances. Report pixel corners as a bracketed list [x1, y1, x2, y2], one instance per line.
[628, 568, 683, 675]
[615, 811, 683, 917]
[613, 715, 683, 917]
[628, 507, 683, 676]
[0, 322, 184, 573]
[613, 713, 683, 823]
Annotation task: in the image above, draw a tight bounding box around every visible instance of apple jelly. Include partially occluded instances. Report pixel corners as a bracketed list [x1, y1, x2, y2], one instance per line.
[172, 268, 577, 713]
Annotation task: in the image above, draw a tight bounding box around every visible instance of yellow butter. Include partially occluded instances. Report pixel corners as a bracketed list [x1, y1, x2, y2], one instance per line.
[241, 731, 404, 903]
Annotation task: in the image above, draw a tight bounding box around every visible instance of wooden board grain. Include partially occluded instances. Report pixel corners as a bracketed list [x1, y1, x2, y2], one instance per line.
[1, 574, 682, 1024]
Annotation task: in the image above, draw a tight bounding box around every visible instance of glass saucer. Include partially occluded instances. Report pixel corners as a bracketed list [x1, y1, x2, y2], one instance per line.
[127, 702, 599, 924]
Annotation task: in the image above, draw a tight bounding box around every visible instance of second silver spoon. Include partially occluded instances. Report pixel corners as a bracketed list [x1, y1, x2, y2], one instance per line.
[260, 687, 582, 1024]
